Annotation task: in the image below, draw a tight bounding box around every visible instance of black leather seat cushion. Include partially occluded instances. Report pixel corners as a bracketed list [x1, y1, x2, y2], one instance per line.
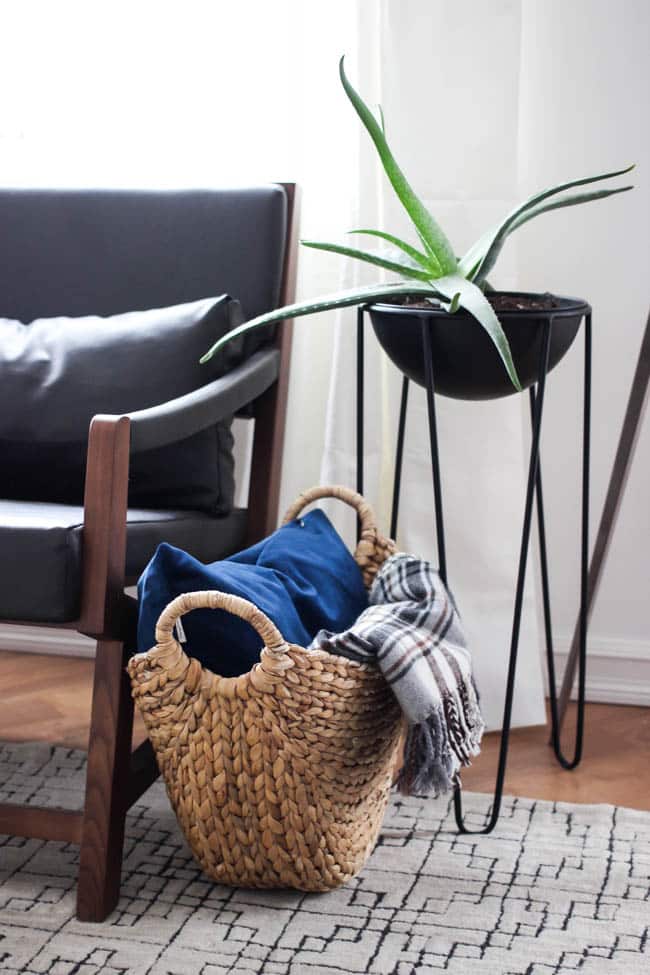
[0, 500, 248, 624]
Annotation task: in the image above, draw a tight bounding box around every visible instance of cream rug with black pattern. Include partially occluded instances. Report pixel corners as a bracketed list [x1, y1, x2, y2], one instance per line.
[0, 743, 648, 974]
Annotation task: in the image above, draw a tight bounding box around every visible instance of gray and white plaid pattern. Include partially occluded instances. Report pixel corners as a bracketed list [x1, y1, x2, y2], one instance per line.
[309, 553, 484, 795]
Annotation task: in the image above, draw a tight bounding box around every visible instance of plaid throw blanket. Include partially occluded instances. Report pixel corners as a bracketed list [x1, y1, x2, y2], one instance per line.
[308, 552, 484, 795]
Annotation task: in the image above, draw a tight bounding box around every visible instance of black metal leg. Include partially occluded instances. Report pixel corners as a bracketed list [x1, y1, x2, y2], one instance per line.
[453, 320, 553, 834]
[421, 320, 448, 585]
[528, 386, 558, 740]
[356, 307, 365, 543]
[544, 312, 591, 768]
[359, 304, 590, 833]
[391, 375, 410, 539]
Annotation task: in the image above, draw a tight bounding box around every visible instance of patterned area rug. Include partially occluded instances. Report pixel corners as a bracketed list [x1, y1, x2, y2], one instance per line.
[0, 743, 648, 975]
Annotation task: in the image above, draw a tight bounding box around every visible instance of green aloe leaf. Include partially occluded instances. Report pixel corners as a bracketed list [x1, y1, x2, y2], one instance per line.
[468, 185, 634, 283]
[458, 228, 492, 281]
[434, 274, 522, 391]
[460, 164, 635, 283]
[348, 229, 435, 271]
[339, 56, 457, 277]
[301, 239, 433, 281]
[200, 281, 440, 363]
[507, 184, 633, 233]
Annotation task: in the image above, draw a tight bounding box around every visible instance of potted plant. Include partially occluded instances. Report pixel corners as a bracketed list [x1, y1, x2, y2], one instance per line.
[202, 58, 633, 399]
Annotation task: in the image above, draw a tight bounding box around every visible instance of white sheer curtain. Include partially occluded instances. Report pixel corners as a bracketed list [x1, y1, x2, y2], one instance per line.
[0, 1, 349, 188]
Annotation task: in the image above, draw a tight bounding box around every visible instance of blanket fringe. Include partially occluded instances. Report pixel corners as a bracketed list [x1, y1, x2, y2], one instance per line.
[397, 679, 484, 796]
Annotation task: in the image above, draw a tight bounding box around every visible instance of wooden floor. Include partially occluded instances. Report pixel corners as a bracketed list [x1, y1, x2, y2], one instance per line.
[1, 648, 649, 811]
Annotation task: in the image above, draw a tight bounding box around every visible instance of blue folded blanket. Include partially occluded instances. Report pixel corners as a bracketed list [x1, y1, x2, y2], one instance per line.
[137, 510, 368, 677]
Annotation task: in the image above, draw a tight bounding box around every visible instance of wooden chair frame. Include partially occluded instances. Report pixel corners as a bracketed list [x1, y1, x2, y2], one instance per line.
[0, 183, 299, 921]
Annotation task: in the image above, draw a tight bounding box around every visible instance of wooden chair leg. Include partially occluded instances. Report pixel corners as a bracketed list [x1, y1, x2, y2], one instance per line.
[77, 639, 134, 922]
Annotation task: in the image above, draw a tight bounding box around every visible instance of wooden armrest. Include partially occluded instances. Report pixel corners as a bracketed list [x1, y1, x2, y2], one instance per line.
[127, 347, 281, 453]
[78, 415, 131, 638]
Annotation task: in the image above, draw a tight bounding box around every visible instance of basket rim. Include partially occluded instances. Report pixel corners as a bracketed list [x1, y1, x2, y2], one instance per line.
[130, 635, 379, 682]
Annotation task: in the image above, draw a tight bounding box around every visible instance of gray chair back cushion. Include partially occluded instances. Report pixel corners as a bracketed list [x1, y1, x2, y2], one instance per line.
[0, 186, 288, 512]
[0, 187, 286, 322]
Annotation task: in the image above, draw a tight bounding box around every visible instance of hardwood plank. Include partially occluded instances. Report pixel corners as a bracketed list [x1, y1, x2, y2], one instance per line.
[0, 650, 147, 749]
[460, 700, 650, 811]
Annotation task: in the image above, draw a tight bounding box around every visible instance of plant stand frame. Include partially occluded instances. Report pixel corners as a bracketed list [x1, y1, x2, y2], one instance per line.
[355, 301, 592, 833]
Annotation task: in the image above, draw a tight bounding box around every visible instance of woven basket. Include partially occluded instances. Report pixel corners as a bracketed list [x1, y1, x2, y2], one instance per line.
[127, 486, 404, 892]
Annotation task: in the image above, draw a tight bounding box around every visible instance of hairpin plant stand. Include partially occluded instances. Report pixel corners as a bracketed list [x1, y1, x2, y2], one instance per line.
[354, 300, 592, 834]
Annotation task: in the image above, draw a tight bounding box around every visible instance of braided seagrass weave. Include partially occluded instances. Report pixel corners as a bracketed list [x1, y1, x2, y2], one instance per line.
[128, 486, 404, 891]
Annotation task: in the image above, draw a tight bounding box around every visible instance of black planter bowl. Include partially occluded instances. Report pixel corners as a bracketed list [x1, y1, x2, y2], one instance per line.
[369, 291, 590, 400]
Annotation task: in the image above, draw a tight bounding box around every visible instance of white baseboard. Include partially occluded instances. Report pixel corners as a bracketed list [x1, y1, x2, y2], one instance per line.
[1, 625, 649, 707]
[0, 624, 94, 658]
[552, 635, 650, 707]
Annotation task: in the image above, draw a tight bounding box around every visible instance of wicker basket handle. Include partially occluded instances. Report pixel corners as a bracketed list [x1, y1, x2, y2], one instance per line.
[282, 484, 377, 539]
[154, 590, 289, 655]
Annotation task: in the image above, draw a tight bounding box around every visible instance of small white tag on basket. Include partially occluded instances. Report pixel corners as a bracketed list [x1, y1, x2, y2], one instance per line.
[175, 618, 187, 643]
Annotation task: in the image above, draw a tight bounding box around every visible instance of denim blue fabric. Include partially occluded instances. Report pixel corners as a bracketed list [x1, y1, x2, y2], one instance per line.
[137, 510, 368, 677]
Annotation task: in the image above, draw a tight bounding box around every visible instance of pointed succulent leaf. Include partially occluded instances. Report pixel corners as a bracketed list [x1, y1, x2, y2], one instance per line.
[461, 186, 634, 287]
[434, 274, 522, 391]
[301, 239, 434, 280]
[339, 56, 457, 277]
[349, 229, 435, 271]
[462, 164, 635, 284]
[507, 184, 634, 234]
[473, 183, 635, 284]
[200, 281, 441, 363]
[459, 185, 632, 281]
[458, 228, 494, 279]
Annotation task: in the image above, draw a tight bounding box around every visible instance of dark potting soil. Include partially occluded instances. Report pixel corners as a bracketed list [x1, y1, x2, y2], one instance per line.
[488, 292, 559, 311]
[395, 292, 560, 312]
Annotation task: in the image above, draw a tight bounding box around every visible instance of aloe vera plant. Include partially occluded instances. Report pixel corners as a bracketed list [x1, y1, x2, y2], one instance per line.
[202, 57, 633, 390]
